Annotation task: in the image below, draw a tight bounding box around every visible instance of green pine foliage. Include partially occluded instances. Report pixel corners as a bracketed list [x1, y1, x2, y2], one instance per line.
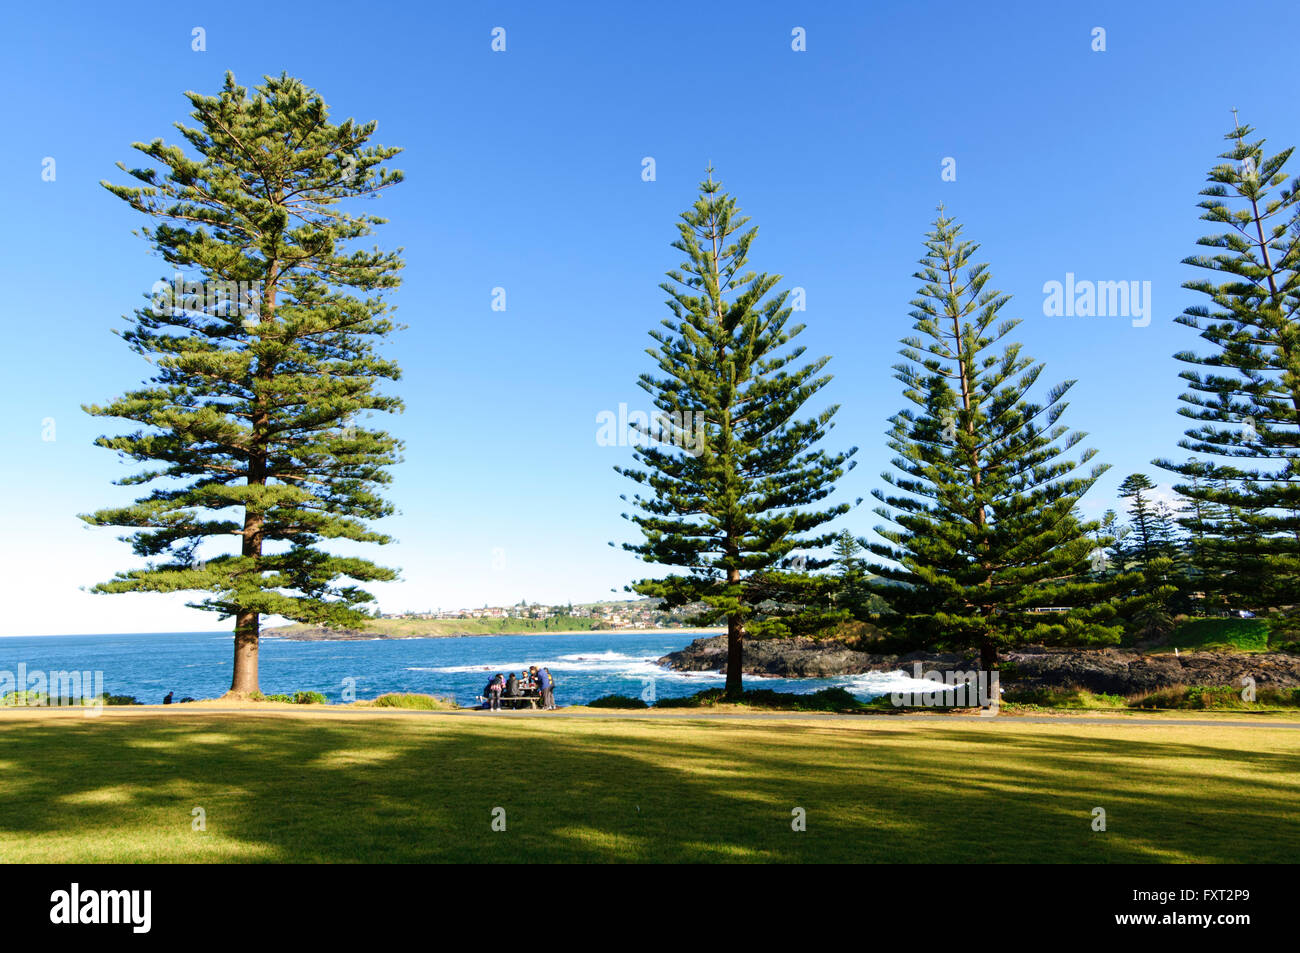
[1117, 473, 1160, 567]
[617, 171, 856, 694]
[829, 529, 888, 620]
[1094, 508, 1130, 573]
[867, 211, 1136, 667]
[1155, 118, 1300, 612]
[81, 73, 406, 695]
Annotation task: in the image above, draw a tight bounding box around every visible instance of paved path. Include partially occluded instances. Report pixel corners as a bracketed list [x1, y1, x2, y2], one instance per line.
[8, 706, 1298, 729]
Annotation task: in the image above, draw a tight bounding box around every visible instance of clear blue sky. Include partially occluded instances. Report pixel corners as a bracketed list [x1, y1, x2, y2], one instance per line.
[2, 0, 1297, 635]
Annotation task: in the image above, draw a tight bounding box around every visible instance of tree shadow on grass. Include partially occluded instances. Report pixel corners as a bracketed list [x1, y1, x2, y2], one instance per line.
[0, 714, 1295, 862]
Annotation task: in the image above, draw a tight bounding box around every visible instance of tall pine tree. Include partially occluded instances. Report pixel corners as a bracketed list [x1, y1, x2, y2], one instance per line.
[1155, 117, 1300, 611]
[82, 73, 405, 696]
[1117, 473, 1159, 568]
[867, 211, 1132, 668]
[617, 171, 856, 695]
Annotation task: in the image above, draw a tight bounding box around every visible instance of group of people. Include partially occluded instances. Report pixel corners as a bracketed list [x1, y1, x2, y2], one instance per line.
[482, 665, 556, 710]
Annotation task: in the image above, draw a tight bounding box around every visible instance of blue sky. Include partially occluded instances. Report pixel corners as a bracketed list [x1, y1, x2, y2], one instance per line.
[2, 0, 1297, 635]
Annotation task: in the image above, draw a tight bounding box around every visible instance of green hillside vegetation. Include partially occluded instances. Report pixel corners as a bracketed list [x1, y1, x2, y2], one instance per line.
[266, 615, 608, 638]
[1159, 618, 1271, 654]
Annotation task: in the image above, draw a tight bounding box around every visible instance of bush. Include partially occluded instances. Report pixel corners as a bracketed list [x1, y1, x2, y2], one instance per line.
[1003, 687, 1126, 709]
[997, 661, 1023, 683]
[1259, 685, 1300, 707]
[0, 692, 141, 707]
[370, 692, 455, 710]
[0, 691, 49, 706]
[788, 687, 866, 711]
[820, 619, 888, 649]
[264, 690, 329, 704]
[1129, 685, 1244, 710]
[1126, 683, 1300, 710]
[653, 691, 715, 709]
[653, 687, 865, 712]
[586, 694, 649, 709]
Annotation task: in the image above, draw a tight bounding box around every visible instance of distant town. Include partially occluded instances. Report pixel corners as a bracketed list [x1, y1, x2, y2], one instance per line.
[378, 599, 709, 630]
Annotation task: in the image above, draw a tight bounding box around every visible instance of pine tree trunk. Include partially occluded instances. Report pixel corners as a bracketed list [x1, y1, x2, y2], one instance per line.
[230, 610, 260, 694]
[228, 473, 263, 695]
[226, 267, 273, 697]
[725, 612, 745, 698]
[979, 638, 998, 672]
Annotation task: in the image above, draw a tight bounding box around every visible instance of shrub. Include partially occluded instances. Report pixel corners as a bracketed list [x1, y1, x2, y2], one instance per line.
[821, 619, 888, 649]
[263, 690, 328, 704]
[997, 661, 1023, 683]
[0, 692, 142, 707]
[653, 687, 865, 712]
[653, 691, 717, 709]
[370, 692, 455, 710]
[790, 687, 865, 711]
[1124, 683, 1300, 710]
[1003, 687, 1126, 709]
[586, 694, 649, 709]
[1184, 686, 1246, 709]
[1128, 685, 1196, 709]
[1258, 685, 1300, 707]
[0, 691, 49, 706]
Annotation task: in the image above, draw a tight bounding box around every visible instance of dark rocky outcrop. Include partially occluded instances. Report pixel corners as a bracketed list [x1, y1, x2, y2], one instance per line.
[658, 635, 1300, 693]
[265, 627, 377, 641]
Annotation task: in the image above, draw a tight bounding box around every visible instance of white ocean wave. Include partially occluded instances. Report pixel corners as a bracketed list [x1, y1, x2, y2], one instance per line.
[407, 652, 975, 700]
[409, 651, 730, 683]
[836, 670, 968, 699]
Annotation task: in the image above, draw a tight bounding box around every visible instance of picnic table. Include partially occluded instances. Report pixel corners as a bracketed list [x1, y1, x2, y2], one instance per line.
[478, 690, 542, 710]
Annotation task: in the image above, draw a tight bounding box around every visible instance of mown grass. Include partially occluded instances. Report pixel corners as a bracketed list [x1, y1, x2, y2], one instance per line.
[0, 710, 1295, 863]
[1161, 618, 1271, 653]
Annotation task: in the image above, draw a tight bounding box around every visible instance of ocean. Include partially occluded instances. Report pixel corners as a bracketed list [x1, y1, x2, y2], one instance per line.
[0, 629, 925, 707]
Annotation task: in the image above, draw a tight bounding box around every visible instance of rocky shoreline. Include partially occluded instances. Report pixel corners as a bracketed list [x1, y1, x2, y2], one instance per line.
[658, 635, 1300, 694]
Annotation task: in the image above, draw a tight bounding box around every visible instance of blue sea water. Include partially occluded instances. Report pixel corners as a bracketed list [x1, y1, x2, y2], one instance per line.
[0, 630, 924, 707]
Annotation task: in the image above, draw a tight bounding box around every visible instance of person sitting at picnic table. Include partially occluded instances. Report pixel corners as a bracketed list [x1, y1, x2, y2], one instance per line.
[505, 672, 519, 698]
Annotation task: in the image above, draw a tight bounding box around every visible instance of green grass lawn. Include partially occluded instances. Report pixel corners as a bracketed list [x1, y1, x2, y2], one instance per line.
[0, 710, 1296, 863]
[1163, 617, 1272, 653]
